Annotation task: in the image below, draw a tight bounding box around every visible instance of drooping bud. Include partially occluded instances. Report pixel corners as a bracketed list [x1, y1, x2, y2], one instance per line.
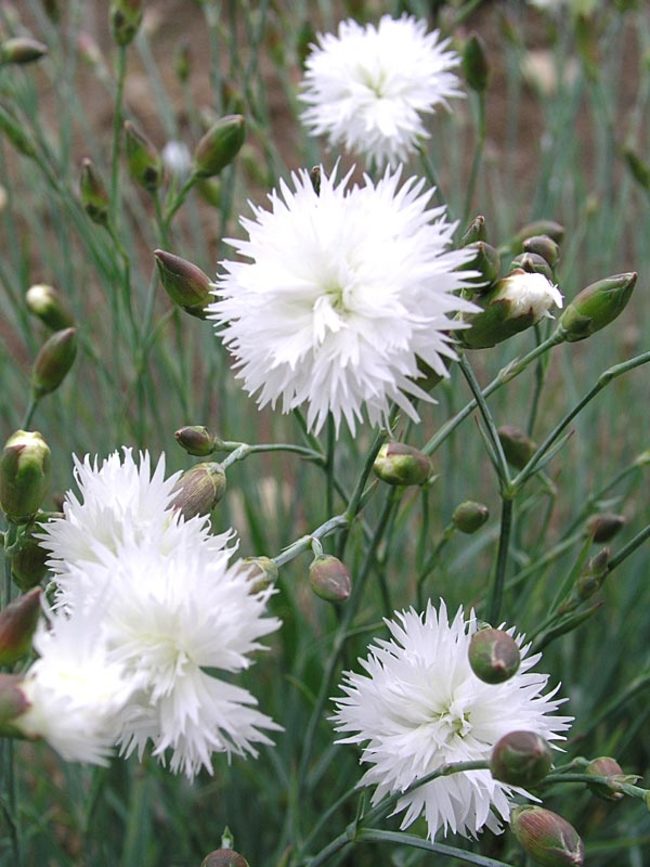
[510, 220, 565, 252]
[31, 327, 77, 397]
[174, 40, 191, 84]
[11, 522, 50, 591]
[511, 806, 584, 867]
[0, 588, 42, 666]
[154, 249, 212, 318]
[0, 37, 48, 66]
[498, 425, 536, 470]
[124, 121, 163, 192]
[80, 157, 110, 226]
[26, 284, 74, 332]
[373, 443, 431, 487]
[240, 557, 279, 594]
[585, 513, 626, 543]
[193, 115, 246, 178]
[522, 235, 560, 269]
[575, 548, 610, 601]
[171, 463, 226, 520]
[175, 425, 217, 457]
[559, 272, 637, 342]
[468, 626, 521, 684]
[0, 674, 30, 738]
[585, 756, 626, 802]
[458, 241, 500, 289]
[200, 850, 250, 867]
[0, 431, 51, 523]
[510, 252, 554, 282]
[110, 0, 144, 47]
[462, 33, 489, 92]
[452, 501, 489, 534]
[490, 731, 553, 787]
[309, 555, 352, 603]
[461, 215, 487, 245]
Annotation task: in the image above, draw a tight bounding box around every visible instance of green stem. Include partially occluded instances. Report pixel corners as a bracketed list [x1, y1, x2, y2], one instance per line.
[163, 173, 198, 227]
[487, 497, 514, 624]
[607, 524, 650, 574]
[463, 91, 486, 223]
[458, 355, 510, 487]
[356, 830, 511, 867]
[272, 515, 349, 569]
[416, 143, 443, 204]
[21, 396, 39, 429]
[110, 45, 127, 227]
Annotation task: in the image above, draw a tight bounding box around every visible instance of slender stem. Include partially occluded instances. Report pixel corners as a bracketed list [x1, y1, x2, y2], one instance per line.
[325, 416, 336, 519]
[272, 515, 349, 569]
[336, 427, 387, 559]
[416, 143, 443, 204]
[110, 45, 127, 227]
[527, 325, 546, 436]
[163, 173, 198, 227]
[356, 830, 512, 867]
[221, 442, 323, 471]
[608, 524, 650, 573]
[21, 396, 39, 429]
[487, 498, 514, 624]
[463, 91, 486, 223]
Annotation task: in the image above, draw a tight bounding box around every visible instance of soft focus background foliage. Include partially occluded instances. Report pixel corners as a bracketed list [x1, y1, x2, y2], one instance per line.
[0, 0, 649, 864]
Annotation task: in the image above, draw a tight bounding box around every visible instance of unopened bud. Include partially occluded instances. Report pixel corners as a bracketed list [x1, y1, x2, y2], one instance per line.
[468, 627, 521, 684]
[0, 431, 51, 523]
[0, 37, 48, 65]
[560, 272, 637, 342]
[0, 588, 42, 666]
[193, 115, 246, 178]
[80, 158, 110, 226]
[511, 220, 565, 252]
[490, 731, 553, 787]
[0, 674, 30, 737]
[201, 850, 249, 867]
[174, 40, 191, 84]
[31, 327, 77, 397]
[174, 425, 216, 457]
[11, 522, 50, 591]
[309, 555, 351, 603]
[124, 121, 162, 192]
[585, 756, 626, 801]
[26, 284, 74, 332]
[575, 548, 609, 601]
[498, 426, 536, 470]
[459, 241, 500, 288]
[461, 215, 487, 245]
[510, 252, 554, 282]
[452, 501, 489, 534]
[511, 806, 584, 866]
[522, 236, 560, 269]
[586, 513, 625, 543]
[240, 557, 278, 593]
[110, 0, 143, 47]
[373, 443, 431, 487]
[462, 33, 489, 92]
[154, 249, 212, 318]
[171, 463, 226, 520]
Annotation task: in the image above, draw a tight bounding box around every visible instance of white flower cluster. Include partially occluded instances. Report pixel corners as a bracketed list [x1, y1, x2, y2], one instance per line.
[13, 449, 280, 778]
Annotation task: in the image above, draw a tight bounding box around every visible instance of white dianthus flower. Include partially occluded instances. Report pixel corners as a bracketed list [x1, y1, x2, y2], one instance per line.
[299, 15, 462, 168]
[496, 270, 563, 321]
[209, 165, 477, 435]
[332, 601, 572, 840]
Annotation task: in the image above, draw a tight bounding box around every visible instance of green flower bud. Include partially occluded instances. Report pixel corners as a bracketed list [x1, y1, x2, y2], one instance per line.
[193, 115, 246, 178]
[0, 674, 30, 738]
[490, 731, 553, 787]
[585, 756, 626, 801]
[0, 588, 42, 667]
[240, 557, 279, 594]
[461, 214, 487, 245]
[459, 241, 500, 289]
[175, 425, 217, 457]
[497, 425, 536, 470]
[462, 33, 489, 92]
[510, 220, 565, 252]
[174, 40, 191, 84]
[510, 252, 554, 282]
[0, 37, 48, 65]
[309, 555, 351, 604]
[0, 104, 37, 159]
[154, 249, 213, 318]
[31, 327, 77, 397]
[585, 513, 625, 543]
[201, 850, 249, 867]
[373, 443, 431, 487]
[171, 463, 226, 520]
[25, 284, 74, 332]
[511, 806, 584, 867]
[80, 157, 110, 226]
[110, 0, 143, 47]
[11, 521, 50, 591]
[522, 235, 560, 269]
[124, 121, 163, 192]
[575, 548, 609, 601]
[452, 501, 489, 534]
[0, 431, 51, 523]
[468, 627, 521, 684]
[559, 272, 637, 342]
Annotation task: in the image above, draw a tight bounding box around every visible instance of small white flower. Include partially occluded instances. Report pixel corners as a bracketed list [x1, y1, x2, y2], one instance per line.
[162, 140, 192, 180]
[209, 165, 477, 435]
[496, 270, 563, 321]
[332, 601, 572, 840]
[299, 15, 462, 168]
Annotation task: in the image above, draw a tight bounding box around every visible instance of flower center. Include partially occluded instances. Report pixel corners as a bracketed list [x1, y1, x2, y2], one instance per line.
[435, 700, 472, 740]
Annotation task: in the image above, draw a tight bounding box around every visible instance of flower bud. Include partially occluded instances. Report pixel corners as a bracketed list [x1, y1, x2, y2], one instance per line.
[31, 327, 77, 397]
[154, 249, 212, 318]
[510, 252, 554, 282]
[0, 588, 42, 667]
[80, 158, 110, 226]
[522, 235, 560, 269]
[462, 33, 489, 92]
[585, 756, 626, 801]
[373, 443, 431, 487]
[0, 431, 51, 523]
[511, 806, 584, 866]
[461, 215, 487, 245]
[575, 548, 609, 601]
[309, 555, 351, 603]
[201, 851, 249, 867]
[0, 37, 48, 66]
[175, 425, 217, 457]
[498, 425, 536, 470]
[11, 522, 50, 591]
[559, 272, 637, 342]
[510, 220, 565, 252]
[110, 0, 143, 47]
[585, 512, 625, 543]
[171, 463, 226, 520]
[0, 674, 30, 738]
[452, 501, 489, 534]
[459, 241, 500, 288]
[124, 121, 163, 192]
[26, 284, 74, 332]
[468, 627, 521, 684]
[174, 40, 191, 84]
[193, 115, 246, 178]
[490, 731, 553, 787]
[240, 557, 279, 594]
